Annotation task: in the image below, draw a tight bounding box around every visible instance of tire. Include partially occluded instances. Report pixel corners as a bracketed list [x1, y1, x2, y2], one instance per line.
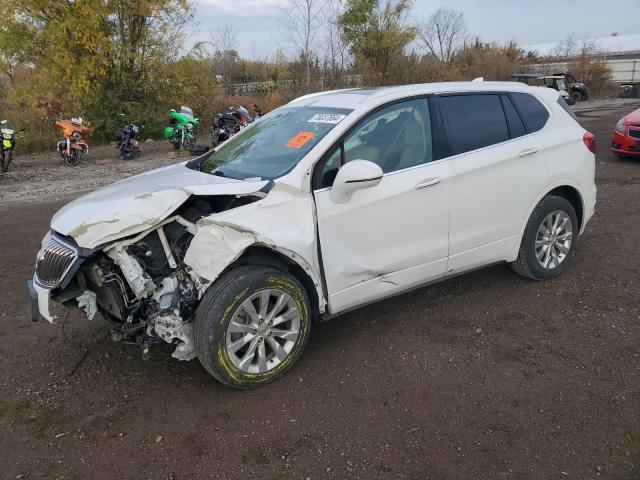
[511, 195, 578, 280]
[570, 91, 581, 103]
[121, 144, 134, 161]
[581, 91, 589, 101]
[194, 266, 311, 389]
[65, 149, 80, 167]
[1, 151, 10, 173]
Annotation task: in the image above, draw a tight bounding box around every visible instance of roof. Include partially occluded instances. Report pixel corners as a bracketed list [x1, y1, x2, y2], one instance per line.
[512, 73, 544, 79]
[289, 81, 536, 109]
[525, 33, 640, 57]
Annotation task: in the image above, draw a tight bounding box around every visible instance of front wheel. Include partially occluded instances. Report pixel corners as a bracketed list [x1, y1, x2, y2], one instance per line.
[194, 266, 311, 389]
[511, 195, 578, 280]
[184, 136, 195, 152]
[64, 149, 80, 167]
[120, 144, 135, 161]
[0, 151, 10, 173]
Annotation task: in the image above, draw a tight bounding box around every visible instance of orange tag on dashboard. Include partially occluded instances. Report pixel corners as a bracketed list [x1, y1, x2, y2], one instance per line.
[286, 131, 315, 148]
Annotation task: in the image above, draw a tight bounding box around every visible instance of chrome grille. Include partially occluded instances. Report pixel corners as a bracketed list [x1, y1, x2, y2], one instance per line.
[35, 234, 78, 288]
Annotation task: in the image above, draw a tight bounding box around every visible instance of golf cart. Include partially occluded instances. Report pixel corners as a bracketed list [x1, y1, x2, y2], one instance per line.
[553, 73, 589, 102]
[511, 73, 576, 105]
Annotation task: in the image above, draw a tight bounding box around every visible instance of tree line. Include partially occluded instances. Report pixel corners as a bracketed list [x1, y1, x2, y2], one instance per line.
[0, 0, 611, 153]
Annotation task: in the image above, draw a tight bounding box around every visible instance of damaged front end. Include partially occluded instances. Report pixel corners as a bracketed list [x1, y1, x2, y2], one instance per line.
[27, 194, 263, 361]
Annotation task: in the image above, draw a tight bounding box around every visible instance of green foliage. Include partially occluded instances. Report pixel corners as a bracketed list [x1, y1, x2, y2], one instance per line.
[339, 0, 415, 84]
[0, 0, 211, 149]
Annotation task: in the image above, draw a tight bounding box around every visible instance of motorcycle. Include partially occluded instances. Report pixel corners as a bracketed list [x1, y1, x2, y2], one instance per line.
[56, 117, 90, 167]
[210, 104, 261, 147]
[116, 114, 141, 161]
[163, 106, 199, 151]
[0, 120, 24, 173]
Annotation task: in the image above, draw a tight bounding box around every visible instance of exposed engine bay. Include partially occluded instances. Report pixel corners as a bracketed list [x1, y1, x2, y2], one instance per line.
[47, 194, 262, 361]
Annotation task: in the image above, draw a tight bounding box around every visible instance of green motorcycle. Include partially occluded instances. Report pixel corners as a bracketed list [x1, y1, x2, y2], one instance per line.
[163, 106, 199, 151]
[1, 119, 24, 173]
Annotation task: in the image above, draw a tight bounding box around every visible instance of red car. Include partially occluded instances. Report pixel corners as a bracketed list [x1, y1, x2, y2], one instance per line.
[612, 107, 640, 158]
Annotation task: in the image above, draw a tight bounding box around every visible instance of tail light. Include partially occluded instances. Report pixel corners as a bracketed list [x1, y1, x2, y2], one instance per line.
[583, 132, 596, 154]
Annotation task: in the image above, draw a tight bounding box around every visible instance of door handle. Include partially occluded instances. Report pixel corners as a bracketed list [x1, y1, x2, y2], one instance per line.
[518, 148, 539, 157]
[415, 177, 442, 189]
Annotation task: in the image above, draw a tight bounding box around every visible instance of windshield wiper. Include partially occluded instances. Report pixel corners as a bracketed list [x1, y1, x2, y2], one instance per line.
[211, 169, 226, 177]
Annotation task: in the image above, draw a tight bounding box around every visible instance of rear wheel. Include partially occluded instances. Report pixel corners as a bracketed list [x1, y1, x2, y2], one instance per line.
[194, 266, 311, 389]
[511, 195, 578, 280]
[570, 91, 581, 103]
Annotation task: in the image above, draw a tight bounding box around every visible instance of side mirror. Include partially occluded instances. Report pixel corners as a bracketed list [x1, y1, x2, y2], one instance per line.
[330, 160, 383, 204]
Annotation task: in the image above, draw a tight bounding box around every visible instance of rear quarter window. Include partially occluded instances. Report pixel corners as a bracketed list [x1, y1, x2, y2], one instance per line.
[511, 93, 550, 132]
[501, 95, 527, 139]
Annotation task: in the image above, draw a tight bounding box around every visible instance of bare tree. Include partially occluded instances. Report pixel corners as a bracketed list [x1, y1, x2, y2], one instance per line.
[200, 24, 239, 85]
[322, 0, 350, 89]
[553, 34, 577, 60]
[417, 8, 467, 62]
[280, 0, 328, 87]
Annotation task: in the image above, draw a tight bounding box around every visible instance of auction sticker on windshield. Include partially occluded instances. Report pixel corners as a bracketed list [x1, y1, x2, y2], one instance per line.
[308, 113, 347, 124]
[286, 131, 316, 148]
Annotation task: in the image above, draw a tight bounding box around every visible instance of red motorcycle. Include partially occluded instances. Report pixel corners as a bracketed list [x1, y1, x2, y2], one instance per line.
[211, 105, 261, 147]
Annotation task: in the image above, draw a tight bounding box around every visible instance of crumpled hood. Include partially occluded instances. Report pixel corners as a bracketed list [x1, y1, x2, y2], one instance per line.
[51, 162, 268, 249]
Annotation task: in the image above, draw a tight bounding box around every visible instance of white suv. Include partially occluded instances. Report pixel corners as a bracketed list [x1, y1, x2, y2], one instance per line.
[28, 82, 597, 388]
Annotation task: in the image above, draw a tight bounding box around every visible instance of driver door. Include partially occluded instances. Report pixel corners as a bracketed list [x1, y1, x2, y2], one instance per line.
[313, 98, 451, 314]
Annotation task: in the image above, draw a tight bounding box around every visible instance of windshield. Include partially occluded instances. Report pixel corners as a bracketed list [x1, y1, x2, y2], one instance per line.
[196, 106, 351, 180]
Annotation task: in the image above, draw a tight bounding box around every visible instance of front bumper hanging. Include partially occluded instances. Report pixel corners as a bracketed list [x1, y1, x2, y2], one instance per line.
[26, 277, 55, 323]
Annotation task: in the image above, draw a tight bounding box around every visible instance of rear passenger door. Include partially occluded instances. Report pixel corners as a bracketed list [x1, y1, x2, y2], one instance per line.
[434, 92, 548, 273]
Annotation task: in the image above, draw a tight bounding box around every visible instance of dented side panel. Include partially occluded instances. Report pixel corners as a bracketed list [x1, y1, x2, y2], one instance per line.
[183, 183, 326, 311]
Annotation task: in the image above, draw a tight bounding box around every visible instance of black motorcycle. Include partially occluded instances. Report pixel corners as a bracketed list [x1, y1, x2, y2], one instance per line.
[0, 119, 24, 173]
[116, 115, 141, 161]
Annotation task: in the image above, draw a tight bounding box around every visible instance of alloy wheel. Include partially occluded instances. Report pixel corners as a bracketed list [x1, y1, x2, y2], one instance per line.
[535, 210, 573, 269]
[225, 288, 301, 374]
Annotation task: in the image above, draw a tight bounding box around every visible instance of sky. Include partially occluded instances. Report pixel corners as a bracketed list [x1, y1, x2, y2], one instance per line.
[187, 0, 640, 59]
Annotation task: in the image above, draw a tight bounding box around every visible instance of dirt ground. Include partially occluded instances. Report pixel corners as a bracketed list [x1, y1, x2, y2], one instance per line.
[1, 103, 640, 480]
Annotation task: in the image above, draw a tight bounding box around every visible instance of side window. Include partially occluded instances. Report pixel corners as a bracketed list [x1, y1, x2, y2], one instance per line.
[439, 94, 509, 155]
[317, 146, 342, 189]
[511, 93, 550, 132]
[501, 95, 527, 139]
[316, 99, 433, 188]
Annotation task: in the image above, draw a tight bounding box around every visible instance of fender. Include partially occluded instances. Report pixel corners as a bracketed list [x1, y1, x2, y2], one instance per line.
[69, 142, 88, 151]
[183, 218, 327, 312]
[507, 179, 587, 261]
